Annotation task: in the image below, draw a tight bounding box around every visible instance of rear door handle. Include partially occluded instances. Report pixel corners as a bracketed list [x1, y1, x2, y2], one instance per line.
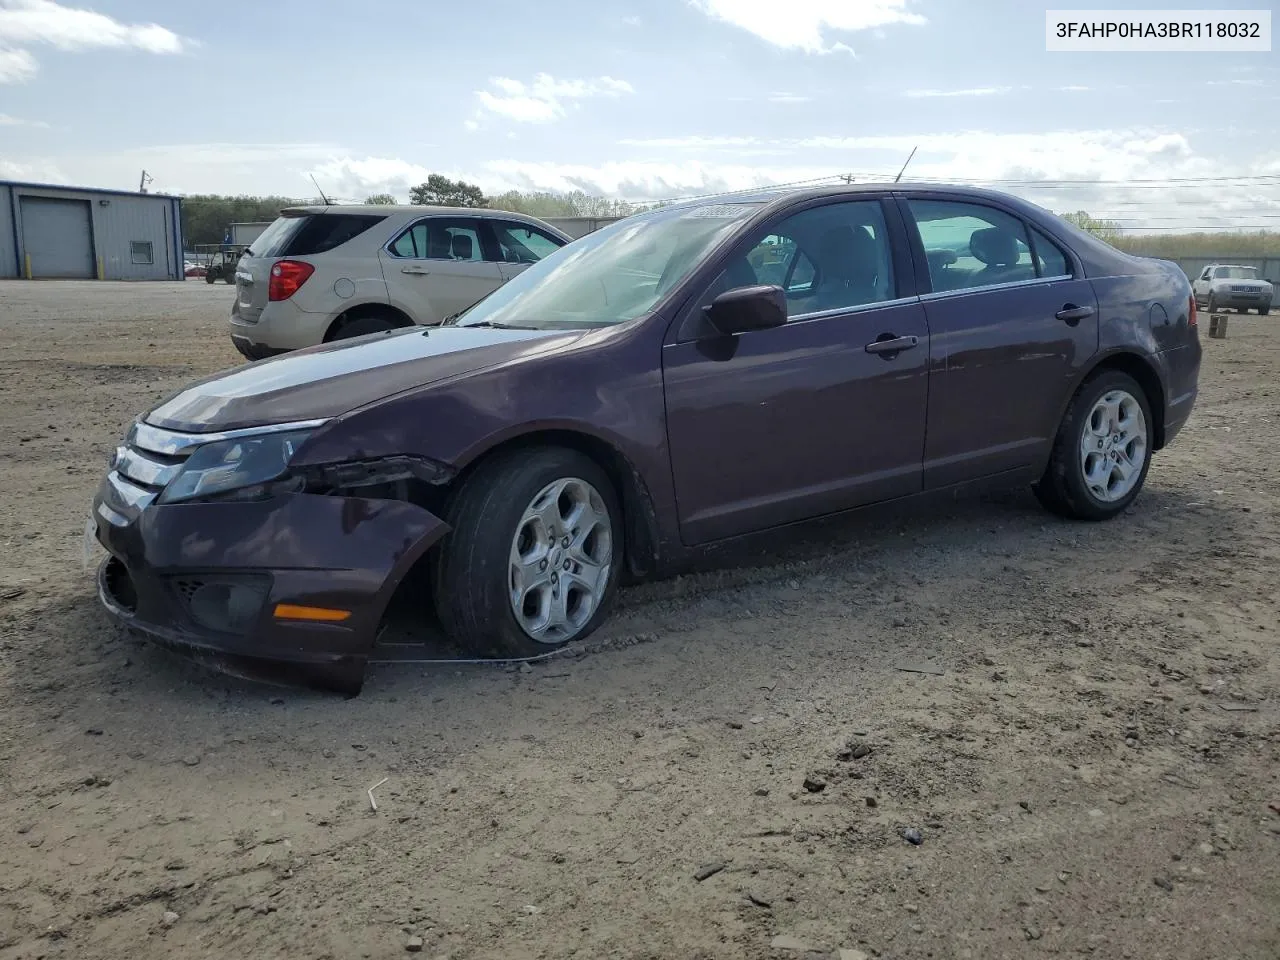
[1056, 304, 1095, 325]
[401, 265, 430, 276]
[865, 334, 920, 356]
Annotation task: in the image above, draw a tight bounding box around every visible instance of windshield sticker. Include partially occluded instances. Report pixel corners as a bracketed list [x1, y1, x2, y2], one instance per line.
[682, 204, 755, 219]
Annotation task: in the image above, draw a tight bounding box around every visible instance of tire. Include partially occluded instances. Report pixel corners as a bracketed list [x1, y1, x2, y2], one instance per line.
[433, 447, 623, 658]
[1033, 369, 1154, 521]
[204, 272, 215, 285]
[1259, 305, 1269, 316]
[328, 313, 401, 341]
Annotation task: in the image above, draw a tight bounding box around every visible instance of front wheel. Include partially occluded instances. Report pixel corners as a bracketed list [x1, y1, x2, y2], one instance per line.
[1033, 370, 1153, 521]
[1207, 294, 1218, 313]
[433, 447, 623, 658]
[1259, 305, 1270, 316]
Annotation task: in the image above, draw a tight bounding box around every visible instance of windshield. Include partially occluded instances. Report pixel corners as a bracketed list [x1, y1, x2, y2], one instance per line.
[455, 202, 761, 329]
[1214, 266, 1258, 280]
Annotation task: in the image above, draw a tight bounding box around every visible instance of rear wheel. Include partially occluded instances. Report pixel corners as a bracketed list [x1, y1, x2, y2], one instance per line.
[433, 448, 622, 659]
[328, 312, 402, 341]
[1034, 370, 1153, 521]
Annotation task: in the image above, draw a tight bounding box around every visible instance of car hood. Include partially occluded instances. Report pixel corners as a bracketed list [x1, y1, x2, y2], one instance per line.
[1211, 278, 1271, 290]
[146, 326, 574, 432]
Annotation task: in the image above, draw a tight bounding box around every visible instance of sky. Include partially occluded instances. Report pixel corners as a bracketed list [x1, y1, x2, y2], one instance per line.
[0, 0, 1278, 231]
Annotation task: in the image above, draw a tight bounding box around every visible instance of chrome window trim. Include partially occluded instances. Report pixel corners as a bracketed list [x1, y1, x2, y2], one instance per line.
[919, 274, 1073, 302]
[131, 418, 330, 457]
[786, 294, 921, 324]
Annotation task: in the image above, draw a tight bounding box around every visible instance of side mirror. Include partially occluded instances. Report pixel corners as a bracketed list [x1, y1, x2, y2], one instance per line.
[703, 284, 787, 336]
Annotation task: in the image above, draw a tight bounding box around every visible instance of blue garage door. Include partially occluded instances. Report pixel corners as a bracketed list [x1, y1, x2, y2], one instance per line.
[21, 197, 94, 279]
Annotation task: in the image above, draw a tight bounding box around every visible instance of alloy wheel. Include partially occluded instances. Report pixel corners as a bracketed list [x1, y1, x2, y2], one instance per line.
[1079, 389, 1148, 503]
[508, 477, 613, 643]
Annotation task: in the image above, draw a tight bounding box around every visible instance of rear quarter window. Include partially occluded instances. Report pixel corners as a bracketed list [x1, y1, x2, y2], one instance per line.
[280, 214, 388, 256]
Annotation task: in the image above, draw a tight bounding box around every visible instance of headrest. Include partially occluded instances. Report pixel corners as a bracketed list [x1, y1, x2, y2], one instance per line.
[969, 228, 1019, 267]
[817, 225, 878, 283]
[451, 234, 473, 259]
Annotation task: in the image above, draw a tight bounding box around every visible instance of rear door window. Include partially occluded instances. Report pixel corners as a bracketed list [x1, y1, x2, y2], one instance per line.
[906, 200, 1036, 293]
[487, 221, 565, 264]
[1029, 226, 1070, 278]
[389, 218, 484, 261]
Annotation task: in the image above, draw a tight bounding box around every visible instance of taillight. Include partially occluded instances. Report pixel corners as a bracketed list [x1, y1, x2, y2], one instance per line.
[268, 260, 314, 301]
[1188, 293, 1197, 327]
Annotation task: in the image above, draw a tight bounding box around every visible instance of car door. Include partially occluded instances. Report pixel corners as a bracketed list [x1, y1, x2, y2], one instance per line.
[484, 219, 568, 282]
[899, 195, 1100, 489]
[1193, 266, 1213, 303]
[378, 216, 504, 324]
[663, 197, 929, 545]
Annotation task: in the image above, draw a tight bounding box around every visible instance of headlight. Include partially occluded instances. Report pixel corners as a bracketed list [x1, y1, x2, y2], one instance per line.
[159, 430, 312, 504]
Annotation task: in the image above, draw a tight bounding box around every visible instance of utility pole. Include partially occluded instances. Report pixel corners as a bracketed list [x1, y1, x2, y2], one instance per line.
[840, 173, 855, 184]
[138, 169, 153, 193]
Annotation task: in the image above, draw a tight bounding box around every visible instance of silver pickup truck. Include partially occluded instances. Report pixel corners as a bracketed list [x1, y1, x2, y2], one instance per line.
[1192, 264, 1273, 315]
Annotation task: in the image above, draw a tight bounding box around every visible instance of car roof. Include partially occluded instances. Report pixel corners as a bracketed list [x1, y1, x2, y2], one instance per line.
[662, 181, 1057, 215]
[279, 204, 550, 219]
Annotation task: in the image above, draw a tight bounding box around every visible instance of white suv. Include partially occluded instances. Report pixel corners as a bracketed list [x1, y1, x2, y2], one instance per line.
[227, 205, 572, 359]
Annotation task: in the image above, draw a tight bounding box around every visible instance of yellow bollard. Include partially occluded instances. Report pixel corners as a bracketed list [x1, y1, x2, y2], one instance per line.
[96, 256, 104, 280]
[23, 253, 31, 279]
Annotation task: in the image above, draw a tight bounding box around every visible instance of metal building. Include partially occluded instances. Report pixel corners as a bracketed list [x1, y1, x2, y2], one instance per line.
[0, 180, 184, 281]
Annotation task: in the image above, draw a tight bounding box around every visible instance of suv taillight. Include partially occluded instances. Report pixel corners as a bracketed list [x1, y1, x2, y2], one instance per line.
[1188, 293, 1197, 327]
[268, 260, 314, 301]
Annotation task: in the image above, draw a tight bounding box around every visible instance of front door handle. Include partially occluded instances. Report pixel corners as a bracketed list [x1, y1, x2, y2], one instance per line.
[865, 334, 920, 356]
[401, 265, 430, 276]
[1056, 304, 1095, 325]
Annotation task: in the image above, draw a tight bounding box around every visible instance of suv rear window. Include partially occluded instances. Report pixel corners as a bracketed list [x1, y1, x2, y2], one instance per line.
[248, 214, 387, 258]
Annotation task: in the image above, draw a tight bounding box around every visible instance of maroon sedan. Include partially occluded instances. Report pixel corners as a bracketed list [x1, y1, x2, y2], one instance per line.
[89, 184, 1201, 693]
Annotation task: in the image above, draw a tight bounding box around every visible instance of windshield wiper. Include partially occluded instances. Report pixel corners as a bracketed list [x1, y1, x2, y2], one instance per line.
[456, 320, 537, 330]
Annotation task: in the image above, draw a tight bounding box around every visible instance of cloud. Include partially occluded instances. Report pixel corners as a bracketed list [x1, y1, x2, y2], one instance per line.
[619, 135, 764, 149]
[1058, 85, 1091, 92]
[622, 14, 641, 26]
[0, 0, 186, 83]
[0, 45, 34, 80]
[0, 110, 47, 126]
[0, 156, 65, 181]
[768, 92, 811, 103]
[690, 0, 924, 53]
[905, 86, 1012, 98]
[473, 73, 634, 125]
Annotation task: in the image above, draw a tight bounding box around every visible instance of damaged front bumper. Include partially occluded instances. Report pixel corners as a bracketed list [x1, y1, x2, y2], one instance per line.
[89, 481, 449, 695]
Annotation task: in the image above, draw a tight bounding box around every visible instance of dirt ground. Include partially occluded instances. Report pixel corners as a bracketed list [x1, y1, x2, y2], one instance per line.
[0, 280, 1277, 960]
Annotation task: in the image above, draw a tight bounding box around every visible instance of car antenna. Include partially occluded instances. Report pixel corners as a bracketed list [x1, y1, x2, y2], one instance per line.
[894, 145, 918, 183]
[310, 174, 333, 206]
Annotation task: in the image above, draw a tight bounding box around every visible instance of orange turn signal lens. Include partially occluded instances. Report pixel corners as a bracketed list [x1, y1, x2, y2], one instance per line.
[273, 603, 352, 623]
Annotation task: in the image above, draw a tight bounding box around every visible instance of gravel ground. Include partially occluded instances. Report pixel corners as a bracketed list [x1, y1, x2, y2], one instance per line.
[0, 280, 1277, 960]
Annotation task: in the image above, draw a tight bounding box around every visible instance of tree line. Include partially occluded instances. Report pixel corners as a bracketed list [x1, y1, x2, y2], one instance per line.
[178, 175, 660, 246]
[176, 183, 1278, 258]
